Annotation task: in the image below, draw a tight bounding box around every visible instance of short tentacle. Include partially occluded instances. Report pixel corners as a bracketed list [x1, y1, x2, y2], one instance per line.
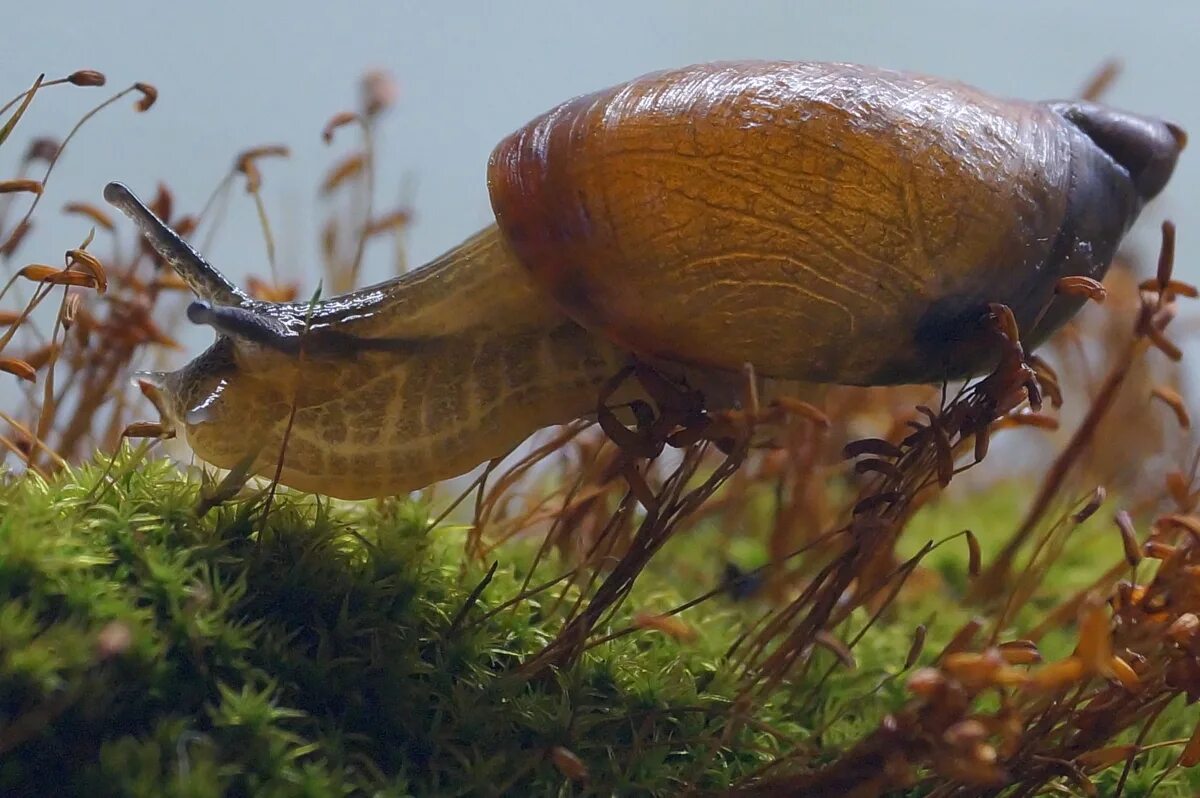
[187, 300, 300, 354]
[103, 182, 248, 306]
[196, 446, 264, 516]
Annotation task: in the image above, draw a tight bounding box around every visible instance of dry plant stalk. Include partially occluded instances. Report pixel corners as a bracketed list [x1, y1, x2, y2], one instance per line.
[0, 68, 413, 480]
[724, 222, 1200, 798]
[0, 71, 178, 473]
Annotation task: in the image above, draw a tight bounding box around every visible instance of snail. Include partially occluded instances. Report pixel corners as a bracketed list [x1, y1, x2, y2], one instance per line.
[105, 60, 1185, 500]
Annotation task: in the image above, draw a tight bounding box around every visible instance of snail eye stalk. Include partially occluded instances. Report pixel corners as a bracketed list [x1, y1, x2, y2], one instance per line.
[103, 181, 248, 306]
[186, 301, 302, 354]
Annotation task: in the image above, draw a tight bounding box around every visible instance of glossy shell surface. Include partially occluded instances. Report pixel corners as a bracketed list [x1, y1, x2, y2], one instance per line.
[488, 60, 1096, 384]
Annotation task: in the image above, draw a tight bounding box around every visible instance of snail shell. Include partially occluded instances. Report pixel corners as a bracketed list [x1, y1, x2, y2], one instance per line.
[488, 60, 1183, 384]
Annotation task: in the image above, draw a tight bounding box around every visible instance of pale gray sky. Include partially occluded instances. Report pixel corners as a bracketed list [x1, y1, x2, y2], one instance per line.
[3, 0, 1197, 375]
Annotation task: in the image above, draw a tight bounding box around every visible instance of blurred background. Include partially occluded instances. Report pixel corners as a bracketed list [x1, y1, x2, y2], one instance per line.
[1, 0, 1196, 483]
[4, 0, 1196, 293]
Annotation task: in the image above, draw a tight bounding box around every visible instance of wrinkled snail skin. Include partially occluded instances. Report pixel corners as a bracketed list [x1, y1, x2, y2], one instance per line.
[132, 224, 639, 500]
[117, 206, 774, 500]
[106, 60, 1185, 500]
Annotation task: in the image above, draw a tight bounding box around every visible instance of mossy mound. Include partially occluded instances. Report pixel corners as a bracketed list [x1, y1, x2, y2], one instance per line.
[3, 454, 1198, 797]
[0, 455, 795, 797]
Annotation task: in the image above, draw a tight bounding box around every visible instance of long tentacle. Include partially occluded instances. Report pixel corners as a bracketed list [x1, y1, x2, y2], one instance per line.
[104, 182, 248, 306]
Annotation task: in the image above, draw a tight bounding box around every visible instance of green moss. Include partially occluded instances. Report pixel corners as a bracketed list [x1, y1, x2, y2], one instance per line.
[2, 454, 1197, 796]
[0, 454, 787, 796]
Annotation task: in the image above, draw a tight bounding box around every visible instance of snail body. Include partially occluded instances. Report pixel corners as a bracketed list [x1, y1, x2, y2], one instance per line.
[106, 60, 1185, 500]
